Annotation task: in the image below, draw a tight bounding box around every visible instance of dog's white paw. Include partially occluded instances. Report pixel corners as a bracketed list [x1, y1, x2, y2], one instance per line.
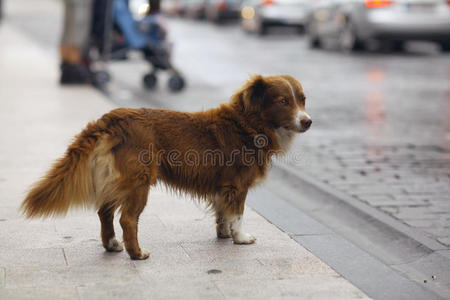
[233, 232, 256, 244]
[133, 249, 150, 260]
[106, 238, 124, 252]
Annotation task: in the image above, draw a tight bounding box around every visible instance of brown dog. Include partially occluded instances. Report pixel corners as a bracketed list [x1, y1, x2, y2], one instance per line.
[21, 75, 311, 260]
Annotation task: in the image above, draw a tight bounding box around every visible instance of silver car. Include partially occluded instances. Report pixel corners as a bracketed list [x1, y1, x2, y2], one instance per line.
[241, 0, 311, 35]
[306, 0, 450, 51]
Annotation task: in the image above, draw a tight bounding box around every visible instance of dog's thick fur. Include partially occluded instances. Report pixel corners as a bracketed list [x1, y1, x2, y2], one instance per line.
[21, 75, 311, 260]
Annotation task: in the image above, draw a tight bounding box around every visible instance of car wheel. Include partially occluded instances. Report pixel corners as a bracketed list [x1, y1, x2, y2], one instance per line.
[309, 35, 322, 49]
[339, 22, 365, 52]
[213, 15, 224, 24]
[257, 20, 268, 36]
[295, 25, 305, 35]
[384, 40, 404, 52]
[440, 41, 450, 52]
[391, 41, 404, 52]
[307, 22, 322, 49]
[377, 40, 404, 53]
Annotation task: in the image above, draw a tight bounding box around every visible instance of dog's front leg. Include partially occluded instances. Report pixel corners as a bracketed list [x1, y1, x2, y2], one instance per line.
[216, 210, 232, 238]
[230, 214, 256, 244]
[219, 187, 256, 244]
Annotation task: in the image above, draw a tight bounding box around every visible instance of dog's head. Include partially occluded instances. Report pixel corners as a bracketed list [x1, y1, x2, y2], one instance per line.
[232, 75, 312, 133]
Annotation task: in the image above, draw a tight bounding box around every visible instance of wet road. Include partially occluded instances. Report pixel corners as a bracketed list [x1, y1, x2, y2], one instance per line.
[6, 0, 450, 248]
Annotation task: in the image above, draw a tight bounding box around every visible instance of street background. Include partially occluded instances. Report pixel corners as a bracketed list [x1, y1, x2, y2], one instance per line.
[1, 0, 450, 299]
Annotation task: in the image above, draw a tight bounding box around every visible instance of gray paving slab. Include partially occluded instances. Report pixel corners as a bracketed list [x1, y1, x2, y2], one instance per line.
[0, 248, 66, 268]
[0, 287, 79, 300]
[63, 241, 136, 268]
[179, 238, 304, 263]
[5, 265, 142, 289]
[0, 220, 59, 250]
[77, 281, 224, 300]
[214, 276, 368, 300]
[0, 267, 4, 288]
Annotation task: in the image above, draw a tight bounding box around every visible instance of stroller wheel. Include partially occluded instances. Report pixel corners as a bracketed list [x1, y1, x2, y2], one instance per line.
[143, 73, 158, 90]
[168, 75, 185, 92]
[92, 71, 111, 87]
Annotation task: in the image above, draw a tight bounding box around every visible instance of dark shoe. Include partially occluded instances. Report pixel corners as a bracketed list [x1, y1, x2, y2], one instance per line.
[60, 62, 91, 85]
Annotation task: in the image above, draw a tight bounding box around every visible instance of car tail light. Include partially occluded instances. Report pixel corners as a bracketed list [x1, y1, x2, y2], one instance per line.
[365, 0, 393, 8]
[216, 1, 227, 11]
[262, 0, 275, 6]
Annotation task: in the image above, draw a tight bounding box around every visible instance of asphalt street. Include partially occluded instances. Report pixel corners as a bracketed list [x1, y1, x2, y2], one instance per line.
[4, 0, 450, 298]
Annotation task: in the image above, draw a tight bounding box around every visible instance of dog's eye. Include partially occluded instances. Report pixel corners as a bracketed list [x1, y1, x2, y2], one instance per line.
[280, 99, 289, 105]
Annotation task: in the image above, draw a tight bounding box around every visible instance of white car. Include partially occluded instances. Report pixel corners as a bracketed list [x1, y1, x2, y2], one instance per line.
[306, 0, 450, 51]
[241, 0, 311, 35]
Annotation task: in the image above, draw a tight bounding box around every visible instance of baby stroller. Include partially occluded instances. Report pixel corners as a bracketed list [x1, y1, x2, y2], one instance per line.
[91, 0, 185, 91]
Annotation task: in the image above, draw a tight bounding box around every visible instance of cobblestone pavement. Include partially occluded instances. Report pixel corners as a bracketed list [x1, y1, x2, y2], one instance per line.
[291, 142, 450, 247]
[7, 0, 450, 250]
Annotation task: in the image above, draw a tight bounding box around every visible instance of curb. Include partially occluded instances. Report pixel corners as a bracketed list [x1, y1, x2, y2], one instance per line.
[276, 162, 447, 252]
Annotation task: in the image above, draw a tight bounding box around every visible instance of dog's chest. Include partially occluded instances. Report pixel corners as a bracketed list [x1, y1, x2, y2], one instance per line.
[274, 128, 295, 152]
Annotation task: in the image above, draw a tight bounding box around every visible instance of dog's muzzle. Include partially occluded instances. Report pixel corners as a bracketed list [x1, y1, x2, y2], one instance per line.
[296, 111, 312, 133]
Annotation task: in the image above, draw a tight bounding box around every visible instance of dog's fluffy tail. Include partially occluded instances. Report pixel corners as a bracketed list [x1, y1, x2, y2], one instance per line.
[21, 121, 106, 218]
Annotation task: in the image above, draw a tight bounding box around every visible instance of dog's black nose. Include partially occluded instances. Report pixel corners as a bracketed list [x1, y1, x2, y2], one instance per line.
[301, 118, 312, 129]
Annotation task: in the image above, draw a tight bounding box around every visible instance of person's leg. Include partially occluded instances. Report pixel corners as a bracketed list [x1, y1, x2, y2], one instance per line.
[60, 0, 93, 84]
[113, 0, 146, 49]
[0, 0, 4, 22]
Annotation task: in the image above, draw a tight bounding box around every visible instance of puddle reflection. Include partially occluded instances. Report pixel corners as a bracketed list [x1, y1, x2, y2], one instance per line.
[365, 68, 386, 158]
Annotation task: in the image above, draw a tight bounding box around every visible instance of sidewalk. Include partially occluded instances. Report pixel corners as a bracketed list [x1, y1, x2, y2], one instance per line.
[0, 24, 369, 299]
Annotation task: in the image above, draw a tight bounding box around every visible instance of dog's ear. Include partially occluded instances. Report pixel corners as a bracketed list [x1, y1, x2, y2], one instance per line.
[241, 75, 267, 111]
[230, 75, 267, 112]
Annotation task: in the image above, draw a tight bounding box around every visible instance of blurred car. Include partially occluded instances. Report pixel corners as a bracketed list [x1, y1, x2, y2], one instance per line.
[185, 0, 209, 19]
[205, 0, 243, 23]
[241, 0, 311, 35]
[161, 0, 185, 16]
[306, 0, 450, 52]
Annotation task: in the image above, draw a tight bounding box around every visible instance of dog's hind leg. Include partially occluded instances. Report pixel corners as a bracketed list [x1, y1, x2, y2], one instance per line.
[119, 184, 150, 260]
[98, 203, 123, 252]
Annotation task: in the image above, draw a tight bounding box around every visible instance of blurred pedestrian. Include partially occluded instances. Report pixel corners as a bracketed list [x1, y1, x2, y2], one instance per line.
[60, 0, 93, 84]
[113, 0, 147, 49]
[148, 0, 160, 13]
[0, 0, 3, 22]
